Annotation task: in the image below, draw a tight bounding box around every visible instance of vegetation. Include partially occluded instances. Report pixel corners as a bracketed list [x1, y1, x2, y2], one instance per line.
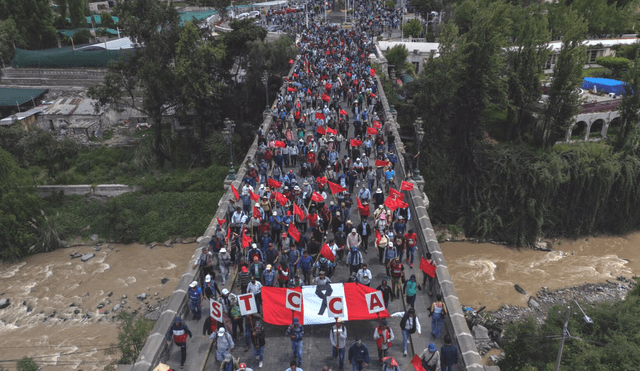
[0, 0, 57, 50]
[385, 44, 409, 72]
[16, 357, 39, 371]
[595, 56, 632, 79]
[499, 279, 640, 370]
[403, 18, 423, 38]
[115, 311, 155, 364]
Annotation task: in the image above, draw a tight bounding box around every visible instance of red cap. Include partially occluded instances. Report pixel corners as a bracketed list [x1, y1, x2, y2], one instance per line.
[241, 266, 248, 273]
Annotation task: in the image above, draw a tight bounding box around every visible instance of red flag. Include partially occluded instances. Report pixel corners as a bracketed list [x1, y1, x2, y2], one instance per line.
[370, 93, 377, 98]
[311, 192, 324, 202]
[230, 184, 240, 201]
[253, 206, 261, 219]
[275, 191, 288, 206]
[274, 140, 286, 148]
[227, 226, 232, 240]
[288, 223, 301, 242]
[316, 112, 326, 120]
[325, 83, 332, 90]
[353, 79, 358, 85]
[248, 189, 260, 202]
[370, 69, 375, 77]
[356, 197, 365, 212]
[287, 87, 296, 92]
[350, 139, 362, 147]
[372, 120, 381, 129]
[288, 59, 294, 64]
[242, 229, 251, 248]
[375, 159, 390, 167]
[420, 257, 437, 278]
[375, 229, 381, 245]
[400, 181, 414, 191]
[317, 126, 326, 135]
[326, 126, 337, 135]
[327, 181, 347, 194]
[316, 176, 328, 187]
[320, 243, 335, 262]
[410, 354, 427, 371]
[366, 127, 377, 135]
[294, 203, 305, 221]
[384, 195, 401, 211]
[216, 218, 226, 226]
[268, 178, 282, 189]
[339, 109, 348, 116]
[292, 72, 298, 78]
[389, 188, 405, 202]
[321, 94, 331, 102]
[346, 71, 351, 77]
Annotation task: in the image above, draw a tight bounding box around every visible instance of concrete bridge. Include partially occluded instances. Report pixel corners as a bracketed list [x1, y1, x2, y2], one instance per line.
[558, 110, 621, 144]
[126, 53, 486, 371]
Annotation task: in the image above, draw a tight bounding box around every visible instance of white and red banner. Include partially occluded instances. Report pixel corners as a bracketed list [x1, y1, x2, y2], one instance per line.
[262, 283, 389, 325]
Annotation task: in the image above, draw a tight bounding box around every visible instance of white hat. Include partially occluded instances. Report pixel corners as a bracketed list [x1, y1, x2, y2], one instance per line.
[273, 211, 277, 216]
[252, 243, 257, 248]
[218, 327, 226, 336]
[222, 288, 229, 295]
[205, 274, 211, 282]
[351, 228, 357, 233]
[189, 281, 198, 288]
[220, 248, 227, 253]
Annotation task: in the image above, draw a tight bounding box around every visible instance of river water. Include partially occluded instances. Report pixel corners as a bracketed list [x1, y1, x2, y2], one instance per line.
[0, 242, 197, 371]
[441, 234, 640, 311]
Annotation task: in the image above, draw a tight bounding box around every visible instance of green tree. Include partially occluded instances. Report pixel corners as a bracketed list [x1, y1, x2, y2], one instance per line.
[101, 12, 115, 28]
[73, 28, 91, 44]
[189, 0, 232, 20]
[222, 19, 267, 82]
[68, 0, 87, 28]
[595, 56, 631, 78]
[89, 0, 182, 167]
[116, 311, 154, 364]
[615, 57, 640, 151]
[536, 9, 587, 148]
[16, 357, 39, 371]
[403, 18, 423, 38]
[0, 19, 23, 65]
[385, 44, 409, 72]
[55, 0, 68, 18]
[410, 0, 441, 24]
[0, 0, 57, 50]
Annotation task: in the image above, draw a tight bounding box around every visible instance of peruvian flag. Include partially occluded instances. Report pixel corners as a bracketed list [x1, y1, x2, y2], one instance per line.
[326, 127, 337, 135]
[321, 94, 331, 102]
[420, 257, 437, 278]
[316, 112, 326, 120]
[311, 192, 325, 202]
[216, 218, 226, 226]
[275, 191, 288, 206]
[320, 243, 335, 262]
[294, 203, 305, 221]
[248, 189, 260, 202]
[262, 283, 389, 325]
[317, 126, 326, 135]
[350, 139, 362, 147]
[230, 184, 240, 201]
[327, 181, 347, 194]
[339, 109, 348, 116]
[268, 178, 282, 189]
[375, 159, 390, 167]
[288, 222, 301, 242]
[274, 140, 286, 148]
[366, 127, 377, 135]
[400, 181, 414, 191]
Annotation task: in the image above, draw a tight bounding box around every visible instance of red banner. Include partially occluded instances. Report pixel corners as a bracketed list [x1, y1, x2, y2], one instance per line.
[356, 197, 365, 212]
[242, 229, 251, 248]
[420, 257, 437, 278]
[288, 59, 294, 64]
[366, 127, 377, 135]
[287, 87, 296, 92]
[325, 83, 332, 90]
[375, 159, 390, 167]
[350, 139, 362, 147]
[400, 181, 414, 191]
[389, 188, 405, 202]
[311, 192, 324, 202]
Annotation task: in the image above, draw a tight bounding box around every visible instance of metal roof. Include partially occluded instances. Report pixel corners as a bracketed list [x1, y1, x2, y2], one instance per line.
[0, 88, 48, 107]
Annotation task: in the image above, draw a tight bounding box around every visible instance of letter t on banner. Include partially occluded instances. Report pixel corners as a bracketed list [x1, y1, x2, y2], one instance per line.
[327, 296, 345, 319]
[210, 299, 223, 323]
[238, 293, 258, 315]
[365, 291, 386, 314]
[286, 289, 302, 312]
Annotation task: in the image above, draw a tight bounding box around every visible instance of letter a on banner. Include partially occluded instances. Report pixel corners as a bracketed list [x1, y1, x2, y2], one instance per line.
[327, 296, 345, 318]
[365, 291, 386, 314]
[286, 289, 302, 312]
[210, 299, 223, 322]
[238, 293, 258, 315]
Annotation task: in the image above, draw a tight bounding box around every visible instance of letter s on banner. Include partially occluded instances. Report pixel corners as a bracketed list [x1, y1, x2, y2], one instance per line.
[210, 299, 223, 322]
[327, 296, 344, 318]
[286, 289, 302, 312]
[365, 291, 385, 314]
[238, 293, 258, 315]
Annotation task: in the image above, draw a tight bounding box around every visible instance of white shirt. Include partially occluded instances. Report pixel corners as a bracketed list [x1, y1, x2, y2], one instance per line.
[247, 281, 263, 294]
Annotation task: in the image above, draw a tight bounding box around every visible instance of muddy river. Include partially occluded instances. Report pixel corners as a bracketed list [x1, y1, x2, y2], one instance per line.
[441, 234, 640, 311]
[0, 242, 197, 370]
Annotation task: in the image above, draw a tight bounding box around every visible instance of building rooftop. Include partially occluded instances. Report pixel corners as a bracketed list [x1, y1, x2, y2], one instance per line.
[43, 98, 103, 116]
[0, 105, 49, 126]
[377, 40, 440, 57]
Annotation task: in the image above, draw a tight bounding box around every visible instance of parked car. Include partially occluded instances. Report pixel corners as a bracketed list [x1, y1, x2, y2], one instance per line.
[248, 10, 260, 19]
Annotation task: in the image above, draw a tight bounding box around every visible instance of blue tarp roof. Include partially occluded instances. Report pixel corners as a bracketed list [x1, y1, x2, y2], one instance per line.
[582, 77, 627, 96]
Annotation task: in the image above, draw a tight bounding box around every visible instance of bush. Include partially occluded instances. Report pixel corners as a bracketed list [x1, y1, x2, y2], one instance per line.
[385, 0, 395, 9]
[74, 29, 92, 45]
[101, 12, 115, 28]
[116, 312, 154, 364]
[595, 56, 631, 78]
[17, 357, 39, 371]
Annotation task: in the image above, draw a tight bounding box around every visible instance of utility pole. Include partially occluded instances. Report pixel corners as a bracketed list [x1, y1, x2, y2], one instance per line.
[555, 305, 571, 371]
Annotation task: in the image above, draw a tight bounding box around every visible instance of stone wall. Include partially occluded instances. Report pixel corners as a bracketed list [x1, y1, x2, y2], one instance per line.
[35, 184, 140, 198]
[373, 74, 485, 371]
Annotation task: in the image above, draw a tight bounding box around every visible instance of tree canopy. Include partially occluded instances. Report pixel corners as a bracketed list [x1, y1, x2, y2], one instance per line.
[0, 0, 57, 50]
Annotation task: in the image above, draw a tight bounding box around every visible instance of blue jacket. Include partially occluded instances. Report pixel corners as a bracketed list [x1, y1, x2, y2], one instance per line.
[166, 316, 193, 342]
[188, 286, 202, 302]
[441, 344, 459, 366]
[286, 324, 304, 342]
[348, 342, 370, 363]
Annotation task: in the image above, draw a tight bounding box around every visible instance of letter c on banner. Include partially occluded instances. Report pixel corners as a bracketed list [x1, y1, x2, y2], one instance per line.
[327, 296, 344, 318]
[286, 289, 302, 312]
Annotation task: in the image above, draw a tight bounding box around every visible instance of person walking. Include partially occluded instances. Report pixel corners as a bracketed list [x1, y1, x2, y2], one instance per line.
[421, 252, 437, 296]
[188, 281, 203, 321]
[355, 263, 372, 286]
[400, 308, 421, 357]
[348, 339, 370, 371]
[403, 274, 421, 309]
[251, 321, 266, 368]
[430, 294, 447, 339]
[203, 274, 222, 301]
[286, 318, 304, 367]
[166, 316, 193, 369]
[420, 342, 440, 371]
[330, 318, 348, 371]
[284, 360, 303, 371]
[213, 327, 235, 363]
[219, 353, 235, 371]
[376, 280, 393, 308]
[219, 248, 232, 285]
[346, 246, 364, 275]
[247, 277, 263, 313]
[237, 362, 254, 371]
[440, 335, 458, 371]
[373, 319, 394, 363]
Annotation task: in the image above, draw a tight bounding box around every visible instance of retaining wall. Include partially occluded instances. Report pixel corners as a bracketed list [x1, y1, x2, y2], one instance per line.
[35, 184, 139, 198]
